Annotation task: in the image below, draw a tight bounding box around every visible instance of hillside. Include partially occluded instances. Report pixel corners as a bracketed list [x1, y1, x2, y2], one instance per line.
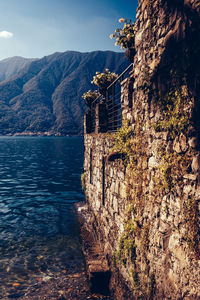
[0, 51, 129, 135]
[0, 56, 35, 82]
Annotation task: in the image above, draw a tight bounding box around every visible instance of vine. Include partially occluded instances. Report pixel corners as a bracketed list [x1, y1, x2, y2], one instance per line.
[113, 219, 137, 267]
[153, 87, 190, 139]
[111, 120, 134, 165]
[153, 82, 200, 258]
[111, 119, 152, 294]
[155, 148, 192, 193]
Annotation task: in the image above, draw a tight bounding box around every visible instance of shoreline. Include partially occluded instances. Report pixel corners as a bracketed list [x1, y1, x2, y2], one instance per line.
[0, 133, 83, 137]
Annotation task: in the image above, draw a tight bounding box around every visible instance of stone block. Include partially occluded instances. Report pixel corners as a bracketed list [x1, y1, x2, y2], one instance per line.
[192, 154, 200, 173]
[183, 185, 193, 195]
[118, 171, 125, 181]
[96, 199, 101, 211]
[113, 196, 119, 213]
[110, 168, 113, 178]
[159, 220, 169, 234]
[96, 181, 101, 191]
[168, 233, 186, 263]
[142, 157, 148, 169]
[173, 137, 181, 153]
[148, 156, 158, 169]
[174, 215, 180, 228]
[188, 137, 198, 148]
[183, 174, 197, 181]
[115, 179, 120, 195]
[149, 58, 160, 72]
[116, 216, 124, 233]
[179, 133, 188, 152]
[110, 182, 116, 194]
[120, 182, 127, 198]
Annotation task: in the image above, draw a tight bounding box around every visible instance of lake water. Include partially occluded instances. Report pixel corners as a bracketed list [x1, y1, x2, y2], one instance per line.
[0, 136, 85, 298]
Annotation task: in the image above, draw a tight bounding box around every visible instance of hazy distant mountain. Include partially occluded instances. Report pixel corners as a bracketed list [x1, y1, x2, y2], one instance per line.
[0, 51, 129, 135]
[0, 56, 35, 82]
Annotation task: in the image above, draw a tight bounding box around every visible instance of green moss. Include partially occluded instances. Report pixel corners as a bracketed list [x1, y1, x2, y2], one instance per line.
[111, 120, 135, 165]
[153, 84, 200, 257]
[155, 148, 191, 193]
[111, 117, 150, 287]
[113, 220, 137, 267]
[153, 88, 190, 139]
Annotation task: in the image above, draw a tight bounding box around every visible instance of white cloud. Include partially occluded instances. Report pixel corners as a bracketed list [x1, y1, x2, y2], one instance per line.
[0, 31, 13, 38]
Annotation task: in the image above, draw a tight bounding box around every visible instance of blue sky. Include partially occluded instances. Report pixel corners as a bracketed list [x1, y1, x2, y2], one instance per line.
[0, 0, 138, 60]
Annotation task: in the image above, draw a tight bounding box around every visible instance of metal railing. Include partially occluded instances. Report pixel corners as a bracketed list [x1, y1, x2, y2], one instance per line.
[86, 63, 133, 133]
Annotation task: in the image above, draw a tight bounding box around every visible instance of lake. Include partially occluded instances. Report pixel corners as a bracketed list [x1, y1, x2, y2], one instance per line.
[0, 136, 86, 298]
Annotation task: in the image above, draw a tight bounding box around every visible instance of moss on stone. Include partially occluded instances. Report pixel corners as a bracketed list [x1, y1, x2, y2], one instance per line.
[153, 84, 200, 257]
[153, 87, 190, 139]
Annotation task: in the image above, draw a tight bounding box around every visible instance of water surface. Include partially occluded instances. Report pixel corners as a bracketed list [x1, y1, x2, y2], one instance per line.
[0, 136, 85, 298]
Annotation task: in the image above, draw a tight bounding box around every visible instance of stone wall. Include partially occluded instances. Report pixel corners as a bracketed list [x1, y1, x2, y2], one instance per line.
[83, 0, 200, 299]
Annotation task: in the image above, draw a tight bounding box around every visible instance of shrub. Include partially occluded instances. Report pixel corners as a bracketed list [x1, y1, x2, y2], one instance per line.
[110, 18, 135, 50]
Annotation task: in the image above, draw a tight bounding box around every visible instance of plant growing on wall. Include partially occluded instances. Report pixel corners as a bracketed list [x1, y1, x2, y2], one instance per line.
[111, 120, 134, 165]
[110, 18, 135, 61]
[91, 69, 118, 96]
[152, 84, 200, 258]
[82, 90, 100, 107]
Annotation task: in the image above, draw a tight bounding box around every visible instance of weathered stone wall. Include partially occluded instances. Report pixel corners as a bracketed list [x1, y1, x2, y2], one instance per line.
[83, 0, 200, 299]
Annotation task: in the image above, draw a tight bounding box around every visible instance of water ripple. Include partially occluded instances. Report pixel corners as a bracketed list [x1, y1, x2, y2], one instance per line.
[0, 136, 84, 297]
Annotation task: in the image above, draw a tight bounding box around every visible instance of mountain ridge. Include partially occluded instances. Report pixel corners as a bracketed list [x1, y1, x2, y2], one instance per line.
[0, 56, 36, 82]
[0, 50, 129, 135]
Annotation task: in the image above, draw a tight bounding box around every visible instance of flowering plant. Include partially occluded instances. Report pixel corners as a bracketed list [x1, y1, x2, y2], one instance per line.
[91, 69, 118, 92]
[110, 18, 135, 50]
[82, 90, 100, 106]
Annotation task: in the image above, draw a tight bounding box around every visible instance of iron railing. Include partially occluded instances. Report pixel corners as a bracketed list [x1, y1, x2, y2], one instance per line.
[106, 63, 133, 131]
[86, 63, 133, 133]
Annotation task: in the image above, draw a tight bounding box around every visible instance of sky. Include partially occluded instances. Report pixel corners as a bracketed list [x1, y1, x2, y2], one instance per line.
[0, 0, 138, 60]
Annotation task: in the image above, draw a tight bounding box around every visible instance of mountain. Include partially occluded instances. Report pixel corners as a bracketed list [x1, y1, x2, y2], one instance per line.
[0, 51, 129, 135]
[0, 56, 35, 82]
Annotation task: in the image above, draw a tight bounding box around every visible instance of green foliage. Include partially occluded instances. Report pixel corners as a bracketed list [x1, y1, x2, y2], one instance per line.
[156, 148, 191, 193]
[153, 83, 200, 257]
[113, 220, 137, 267]
[111, 118, 152, 295]
[91, 68, 118, 91]
[153, 88, 190, 139]
[110, 18, 135, 50]
[82, 90, 100, 106]
[111, 120, 134, 165]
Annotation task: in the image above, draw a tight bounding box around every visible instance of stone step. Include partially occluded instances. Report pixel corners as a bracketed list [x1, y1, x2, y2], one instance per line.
[75, 202, 111, 295]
